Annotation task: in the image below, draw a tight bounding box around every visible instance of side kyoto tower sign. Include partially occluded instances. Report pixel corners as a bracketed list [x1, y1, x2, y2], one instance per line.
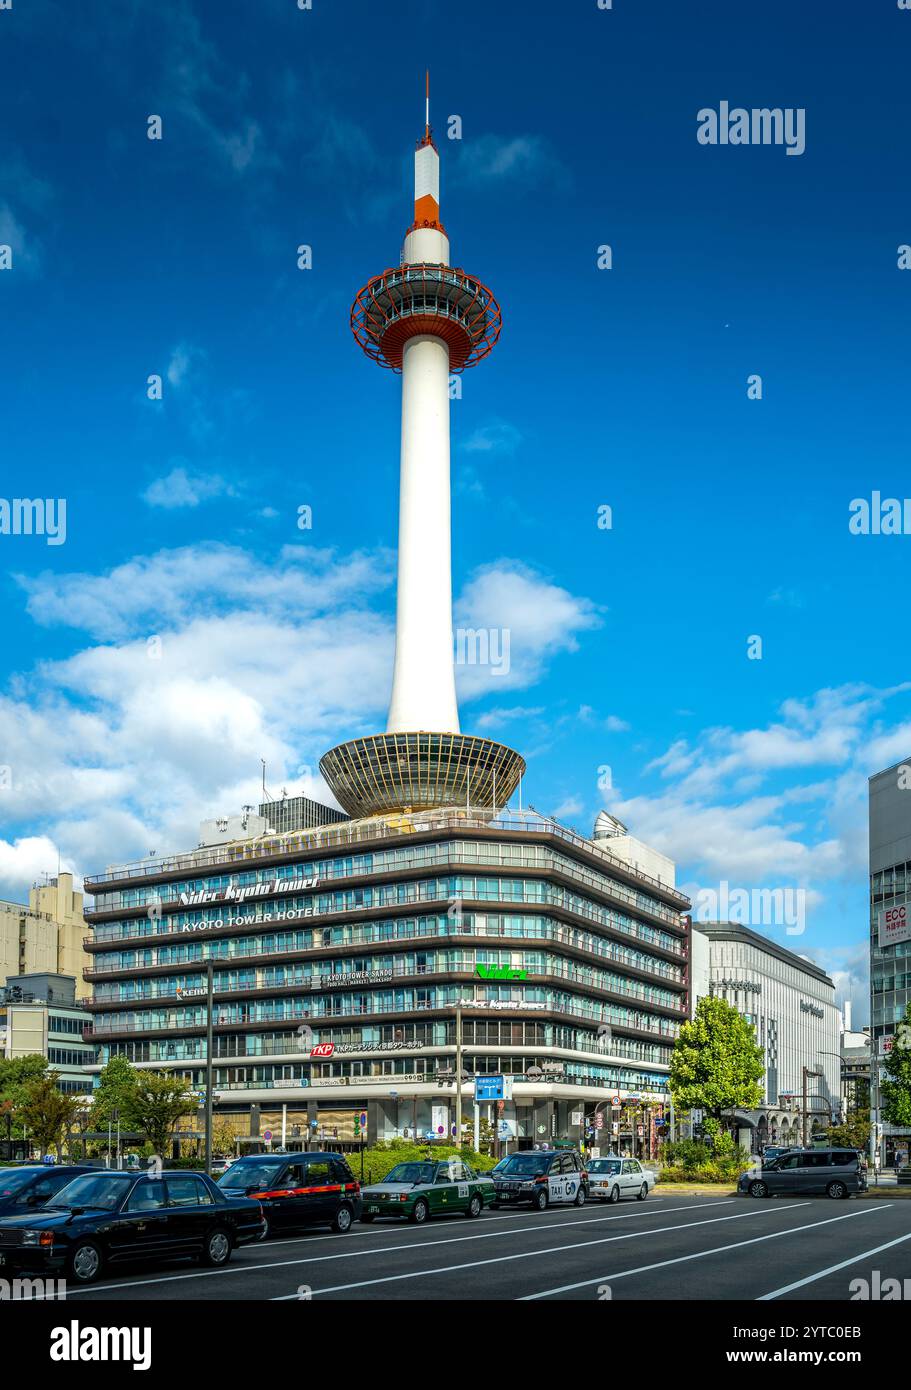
[321, 78, 525, 819]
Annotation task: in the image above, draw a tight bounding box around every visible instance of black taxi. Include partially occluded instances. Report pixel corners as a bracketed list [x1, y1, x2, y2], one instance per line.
[217, 1151, 362, 1235]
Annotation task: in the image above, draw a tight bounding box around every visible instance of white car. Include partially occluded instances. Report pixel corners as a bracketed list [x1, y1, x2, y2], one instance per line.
[588, 1157, 656, 1203]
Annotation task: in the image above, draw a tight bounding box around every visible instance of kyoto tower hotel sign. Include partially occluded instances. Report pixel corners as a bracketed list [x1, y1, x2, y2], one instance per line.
[321, 81, 525, 816]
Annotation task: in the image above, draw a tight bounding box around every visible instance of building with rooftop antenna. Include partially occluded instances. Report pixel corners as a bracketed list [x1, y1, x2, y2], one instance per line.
[320, 73, 522, 818]
[81, 84, 691, 1157]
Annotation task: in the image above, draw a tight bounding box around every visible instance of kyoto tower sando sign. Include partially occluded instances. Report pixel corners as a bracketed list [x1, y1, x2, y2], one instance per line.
[320, 78, 525, 817]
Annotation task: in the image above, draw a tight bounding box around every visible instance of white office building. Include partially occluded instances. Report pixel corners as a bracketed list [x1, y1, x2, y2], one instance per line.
[691, 923, 840, 1152]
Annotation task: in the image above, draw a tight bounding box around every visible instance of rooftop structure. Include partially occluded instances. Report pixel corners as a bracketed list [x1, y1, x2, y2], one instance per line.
[320, 76, 522, 819]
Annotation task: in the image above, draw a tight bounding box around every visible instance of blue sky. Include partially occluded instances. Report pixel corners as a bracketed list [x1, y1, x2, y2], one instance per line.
[2, 0, 910, 1020]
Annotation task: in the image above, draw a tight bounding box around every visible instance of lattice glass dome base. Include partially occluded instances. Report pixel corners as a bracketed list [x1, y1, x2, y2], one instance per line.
[320, 732, 525, 819]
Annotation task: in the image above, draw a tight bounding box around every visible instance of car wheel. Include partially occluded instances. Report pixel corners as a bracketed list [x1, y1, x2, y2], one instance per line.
[201, 1227, 232, 1267]
[749, 1180, 769, 1199]
[67, 1240, 103, 1285]
[533, 1187, 548, 1212]
[826, 1180, 848, 1200]
[609, 1185, 621, 1204]
[637, 1183, 648, 1201]
[331, 1203, 354, 1234]
[410, 1198, 429, 1225]
[466, 1194, 483, 1218]
[573, 1185, 586, 1207]
[359, 1213, 376, 1224]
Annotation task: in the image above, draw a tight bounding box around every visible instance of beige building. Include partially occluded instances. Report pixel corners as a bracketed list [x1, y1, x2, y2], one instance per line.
[0, 873, 91, 1000]
[0, 973, 94, 1095]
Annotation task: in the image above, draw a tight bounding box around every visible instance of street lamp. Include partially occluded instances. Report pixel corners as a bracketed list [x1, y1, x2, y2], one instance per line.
[816, 1049, 846, 1128]
[204, 960, 215, 1176]
[801, 1067, 823, 1148]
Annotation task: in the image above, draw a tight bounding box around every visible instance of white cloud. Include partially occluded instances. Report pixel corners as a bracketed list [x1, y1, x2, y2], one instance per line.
[166, 343, 204, 388]
[461, 421, 522, 456]
[2, 545, 597, 896]
[474, 705, 545, 731]
[454, 561, 602, 698]
[0, 836, 74, 898]
[142, 466, 236, 510]
[15, 542, 394, 641]
[453, 135, 569, 191]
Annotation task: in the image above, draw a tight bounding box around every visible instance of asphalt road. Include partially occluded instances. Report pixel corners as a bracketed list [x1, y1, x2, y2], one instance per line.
[56, 1194, 911, 1302]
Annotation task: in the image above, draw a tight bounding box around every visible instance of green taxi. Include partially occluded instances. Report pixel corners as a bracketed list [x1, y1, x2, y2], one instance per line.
[360, 1159, 496, 1224]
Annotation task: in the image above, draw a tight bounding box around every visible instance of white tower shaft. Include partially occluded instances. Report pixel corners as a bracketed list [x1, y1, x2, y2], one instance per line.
[387, 333, 460, 733]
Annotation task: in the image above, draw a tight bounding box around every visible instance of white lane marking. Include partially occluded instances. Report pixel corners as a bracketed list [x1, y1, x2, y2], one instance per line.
[757, 1229, 911, 1300]
[270, 1202, 812, 1299]
[520, 1204, 892, 1300]
[63, 1200, 733, 1297]
[259, 1197, 704, 1248]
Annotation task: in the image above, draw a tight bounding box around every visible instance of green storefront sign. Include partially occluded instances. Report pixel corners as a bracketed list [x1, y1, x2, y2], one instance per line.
[475, 965, 528, 980]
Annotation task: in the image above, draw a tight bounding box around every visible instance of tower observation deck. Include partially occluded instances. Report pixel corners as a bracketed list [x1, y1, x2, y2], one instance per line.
[321, 78, 524, 819]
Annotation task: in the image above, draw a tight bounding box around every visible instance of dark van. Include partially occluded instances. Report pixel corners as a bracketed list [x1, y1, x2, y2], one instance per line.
[217, 1151, 362, 1235]
[739, 1148, 867, 1200]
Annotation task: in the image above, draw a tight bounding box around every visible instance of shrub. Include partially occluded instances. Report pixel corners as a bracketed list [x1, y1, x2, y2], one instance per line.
[662, 1140, 713, 1169]
[356, 1142, 497, 1186]
[657, 1164, 740, 1185]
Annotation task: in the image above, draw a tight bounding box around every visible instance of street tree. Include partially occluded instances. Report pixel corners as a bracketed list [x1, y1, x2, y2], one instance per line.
[881, 1004, 911, 1130]
[0, 1055, 50, 1139]
[90, 1054, 141, 1129]
[131, 1073, 198, 1156]
[669, 995, 764, 1150]
[826, 1110, 871, 1151]
[17, 1073, 81, 1158]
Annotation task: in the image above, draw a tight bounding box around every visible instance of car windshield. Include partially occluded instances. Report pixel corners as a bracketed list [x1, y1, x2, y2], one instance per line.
[0, 1169, 44, 1196]
[496, 1155, 548, 1176]
[48, 1174, 132, 1211]
[383, 1163, 437, 1185]
[588, 1160, 622, 1175]
[217, 1160, 284, 1190]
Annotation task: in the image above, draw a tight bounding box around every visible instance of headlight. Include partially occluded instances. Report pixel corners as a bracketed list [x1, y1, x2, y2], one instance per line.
[21, 1230, 54, 1248]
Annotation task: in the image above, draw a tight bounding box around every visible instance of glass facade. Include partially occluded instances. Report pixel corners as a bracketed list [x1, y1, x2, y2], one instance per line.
[84, 815, 691, 1136]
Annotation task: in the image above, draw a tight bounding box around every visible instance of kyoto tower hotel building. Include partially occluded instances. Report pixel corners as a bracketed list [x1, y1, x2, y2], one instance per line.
[82, 90, 691, 1154]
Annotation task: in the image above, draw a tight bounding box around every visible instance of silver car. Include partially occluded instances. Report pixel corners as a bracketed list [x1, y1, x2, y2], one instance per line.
[588, 1157, 656, 1203]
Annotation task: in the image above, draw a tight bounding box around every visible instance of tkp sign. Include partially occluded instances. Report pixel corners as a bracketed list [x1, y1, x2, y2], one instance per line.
[310, 1043, 335, 1058]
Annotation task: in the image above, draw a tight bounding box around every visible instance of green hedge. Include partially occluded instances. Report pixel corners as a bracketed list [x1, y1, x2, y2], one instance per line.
[354, 1141, 497, 1187]
[657, 1164, 743, 1184]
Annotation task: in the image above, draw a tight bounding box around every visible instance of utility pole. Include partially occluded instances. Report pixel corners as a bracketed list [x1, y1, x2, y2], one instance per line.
[802, 1066, 822, 1148]
[204, 960, 215, 1175]
[869, 1036, 881, 1175]
[455, 1003, 463, 1149]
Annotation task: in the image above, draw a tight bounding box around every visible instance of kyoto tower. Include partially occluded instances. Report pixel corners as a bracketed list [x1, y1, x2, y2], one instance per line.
[321, 77, 525, 818]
